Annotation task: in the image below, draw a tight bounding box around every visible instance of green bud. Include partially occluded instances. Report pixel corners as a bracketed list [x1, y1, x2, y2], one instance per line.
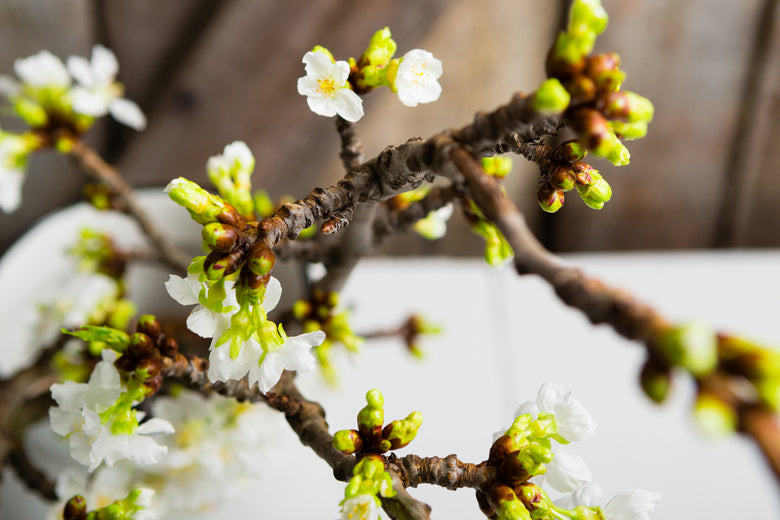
[658, 322, 718, 377]
[165, 177, 234, 225]
[694, 392, 736, 436]
[576, 176, 612, 210]
[482, 156, 514, 178]
[358, 389, 385, 439]
[253, 190, 275, 218]
[202, 222, 240, 252]
[599, 91, 654, 123]
[385, 59, 400, 92]
[13, 97, 49, 127]
[589, 131, 630, 166]
[537, 188, 565, 213]
[568, 0, 609, 39]
[610, 120, 648, 140]
[333, 429, 363, 454]
[640, 360, 672, 403]
[383, 411, 423, 450]
[247, 242, 276, 276]
[549, 166, 576, 191]
[532, 78, 571, 115]
[64, 326, 129, 352]
[488, 485, 533, 520]
[64, 495, 87, 520]
[363, 27, 397, 67]
[547, 33, 587, 78]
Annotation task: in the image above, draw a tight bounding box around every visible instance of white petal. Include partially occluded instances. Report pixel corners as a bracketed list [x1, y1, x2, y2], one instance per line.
[262, 276, 282, 313]
[0, 166, 24, 213]
[90, 45, 118, 86]
[296, 75, 321, 97]
[67, 55, 95, 88]
[252, 350, 284, 392]
[222, 141, 253, 169]
[555, 482, 603, 510]
[0, 75, 20, 96]
[164, 274, 201, 306]
[545, 449, 593, 492]
[137, 417, 175, 435]
[109, 98, 147, 131]
[49, 407, 79, 436]
[331, 60, 351, 86]
[71, 86, 109, 116]
[50, 380, 89, 410]
[302, 51, 333, 77]
[341, 494, 379, 520]
[604, 489, 661, 520]
[186, 305, 219, 338]
[15, 50, 70, 87]
[306, 93, 337, 117]
[334, 88, 364, 122]
[556, 392, 597, 442]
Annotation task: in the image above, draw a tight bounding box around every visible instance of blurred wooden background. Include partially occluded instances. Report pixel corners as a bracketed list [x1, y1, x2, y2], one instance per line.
[0, 0, 778, 257]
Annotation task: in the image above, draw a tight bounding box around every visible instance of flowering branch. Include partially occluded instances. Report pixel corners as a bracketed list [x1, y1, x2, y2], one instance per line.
[68, 139, 190, 272]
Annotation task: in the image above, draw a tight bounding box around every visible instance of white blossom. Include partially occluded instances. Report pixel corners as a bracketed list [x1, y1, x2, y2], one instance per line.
[543, 448, 593, 493]
[515, 381, 597, 442]
[0, 132, 31, 213]
[394, 49, 443, 107]
[297, 51, 363, 122]
[14, 50, 70, 88]
[49, 349, 173, 471]
[208, 329, 325, 392]
[556, 483, 660, 520]
[67, 45, 147, 130]
[413, 203, 453, 240]
[207, 140, 255, 178]
[341, 494, 380, 520]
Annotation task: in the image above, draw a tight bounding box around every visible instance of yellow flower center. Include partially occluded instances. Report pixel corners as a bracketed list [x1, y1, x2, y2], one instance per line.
[317, 77, 337, 98]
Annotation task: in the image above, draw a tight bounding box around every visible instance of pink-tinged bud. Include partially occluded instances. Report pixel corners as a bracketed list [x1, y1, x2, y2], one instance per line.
[563, 75, 597, 105]
[570, 108, 612, 151]
[536, 188, 564, 213]
[204, 248, 246, 280]
[64, 495, 87, 520]
[333, 429, 363, 454]
[585, 52, 624, 93]
[549, 165, 576, 192]
[247, 241, 276, 276]
[202, 222, 241, 252]
[553, 140, 588, 163]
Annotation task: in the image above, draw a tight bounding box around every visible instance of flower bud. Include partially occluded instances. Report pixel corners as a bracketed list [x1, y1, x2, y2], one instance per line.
[358, 389, 385, 440]
[585, 52, 624, 93]
[160, 336, 179, 357]
[202, 222, 240, 252]
[136, 315, 161, 339]
[362, 27, 397, 68]
[531, 78, 571, 116]
[694, 392, 736, 436]
[554, 140, 588, 163]
[204, 248, 246, 280]
[546, 33, 586, 79]
[610, 120, 648, 140]
[568, 0, 609, 39]
[247, 242, 276, 276]
[658, 322, 718, 377]
[128, 333, 155, 359]
[489, 435, 517, 465]
[640, 359, 672, 403]
[549, 165, 576, 191]
[499, 451, 533, 485]
[333, 429, 363, 454]
[482, 156, 514, 178]
[597, 91, 654, 123]
[487, 484, 532, 520]
[382, 411, 423, 449]
[536, 188, 564, 213]
[571, 108, 611, 150]
[576, 175, 612, 210]
[476, 490, 496, 518]
[64, 495, 87, 520]
[563, 75, 597, 105]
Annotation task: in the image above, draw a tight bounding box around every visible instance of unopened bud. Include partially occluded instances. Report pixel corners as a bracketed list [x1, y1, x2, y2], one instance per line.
[549, 165, 576, 191]
[597, 91, 654, 123]
[358, 389, 385, 440]
[488, 484, 532, 520]
[571, 108, 611, 151]
[333, 429, 363, 454]
[563, 75, 597, 105]
[202, 222, 240, 252]
[546, 33, 586, 79]
[489, 434, 517, 465]
[499, 451, 533, 486]
[532, 78, 571, 115]
[568, 0, 609, 38]
[536, 188, 564, 213]
[204, 248, 245, 280]
[585, 52, 624, 93]
[382, 411, 423, 450]
[128, 333, 155, 359]
[136, 315, 161, 339]
[482, 156, 514, 178]
[247, 242, 276, 276]
[694, 392, 736, 436]
[64, 495, 87, 520]
[640, 359, 672, 403]
[476, 490, 495, 518]
[554, 140, 588, 163]
[576, 175, 612, 210]
[610, 120, 648, 140]
[658, 322, 718, 377]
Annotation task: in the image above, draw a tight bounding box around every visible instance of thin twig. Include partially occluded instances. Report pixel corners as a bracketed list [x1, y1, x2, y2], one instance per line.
[68, 139, 190, 272]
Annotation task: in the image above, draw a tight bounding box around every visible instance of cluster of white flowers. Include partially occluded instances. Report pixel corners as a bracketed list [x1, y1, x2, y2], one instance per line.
[49, 349, 174, 472]
[165, 272, 325, 392]
[52, 391, 280, 519]
[297, 48, 442, 122]
[510, 382, 660, 519]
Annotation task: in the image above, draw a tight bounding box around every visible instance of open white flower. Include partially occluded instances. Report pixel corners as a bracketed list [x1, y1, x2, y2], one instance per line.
[208, 329, 325, 392]
[297, 51, 363, 122]
[556, 483, 660, 520]
[515, 381, 597, 442]
[67, 45, 147, 130]
[543, 448, 593, 493]
[341, 494, 379, 520]
[14, 50, 70, 88]
[49, 349, 173, 471]
[394, 49, 443, 107]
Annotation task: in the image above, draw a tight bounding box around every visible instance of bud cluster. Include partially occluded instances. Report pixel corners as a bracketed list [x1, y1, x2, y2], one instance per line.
[333, 388, 423, 455]
[291, 289, 361, 384]
[541, 0, 653, 167]
[63, 487, 153, 520]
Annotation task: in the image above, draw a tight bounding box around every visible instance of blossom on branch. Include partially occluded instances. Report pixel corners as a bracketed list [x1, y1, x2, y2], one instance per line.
[67, 45, 147, 130]
[393, 49, 443, 107]
[11, 50, 70, 89]
[556, 482, 661, 520]
[0, 131, 32, 213]
[49, 349, 173, 471]
[341, 493, 380, 520]
[297, 51, 364, 122]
